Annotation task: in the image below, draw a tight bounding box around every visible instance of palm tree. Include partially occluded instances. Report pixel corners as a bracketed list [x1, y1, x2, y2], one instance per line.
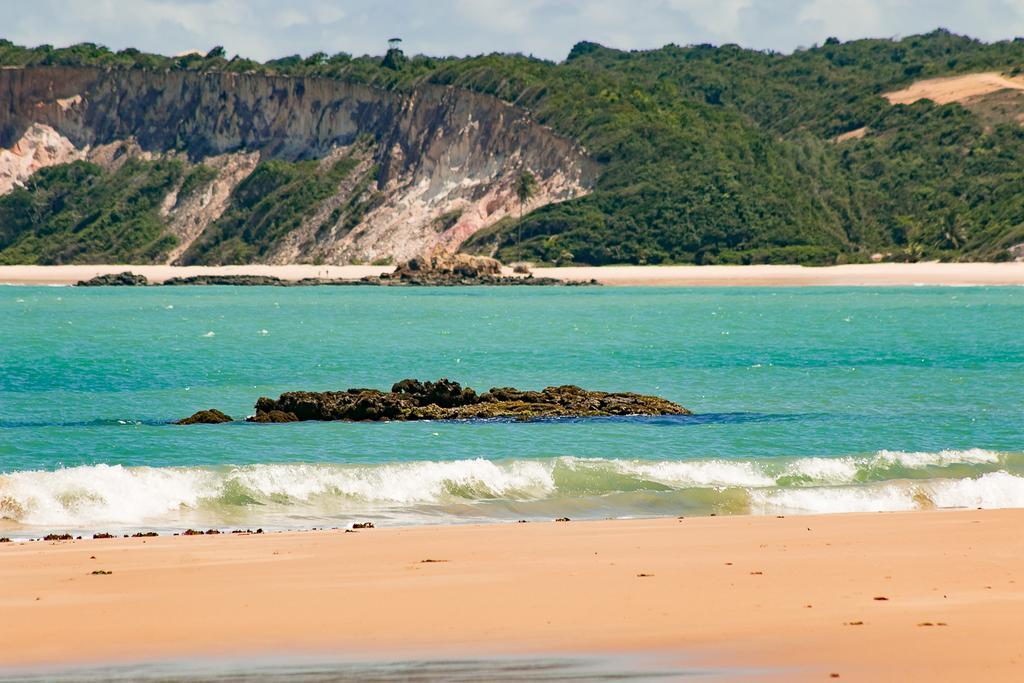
[515, 171, 537, 255]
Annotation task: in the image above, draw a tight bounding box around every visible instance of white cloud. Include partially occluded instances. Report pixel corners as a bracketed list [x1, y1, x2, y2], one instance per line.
[797, 0, 888, 40]
[274, 8, 312, 28]
[665, 0, 752, 40]
[453, 0, 540, 33]
[310, 1, 345, 24]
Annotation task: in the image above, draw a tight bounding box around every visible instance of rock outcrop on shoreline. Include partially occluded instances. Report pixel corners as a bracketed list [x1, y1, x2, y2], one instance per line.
[357, 254, 594, 286]
[243, 379, 690, 422]
[76, 271, 150, 286]
[176, 379, 689, 424]
[76, 273, 351, 286]
[75, 255, 597, 287]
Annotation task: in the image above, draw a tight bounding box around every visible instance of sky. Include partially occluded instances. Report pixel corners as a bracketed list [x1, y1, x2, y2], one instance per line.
[2, 0, 1024, 63]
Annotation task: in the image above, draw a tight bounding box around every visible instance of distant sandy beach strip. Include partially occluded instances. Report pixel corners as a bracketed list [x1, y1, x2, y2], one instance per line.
[544, 262, 1024, 286]
[0, 264, 394, 285]
[2, 261, 1024, 287]
[2, 510, 1023, 681]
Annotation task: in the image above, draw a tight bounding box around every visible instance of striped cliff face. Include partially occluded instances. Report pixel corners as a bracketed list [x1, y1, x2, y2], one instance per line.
[0, 66, 597, 264]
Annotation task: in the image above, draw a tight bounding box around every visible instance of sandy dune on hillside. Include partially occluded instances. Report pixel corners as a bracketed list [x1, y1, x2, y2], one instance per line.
[834, 126, 867, 142]
[884, 72, 1024, 105]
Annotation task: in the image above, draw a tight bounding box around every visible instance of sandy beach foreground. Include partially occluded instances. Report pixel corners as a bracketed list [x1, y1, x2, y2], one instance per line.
[2, 261, 1024, 286]
[1, 510, 1022, 681]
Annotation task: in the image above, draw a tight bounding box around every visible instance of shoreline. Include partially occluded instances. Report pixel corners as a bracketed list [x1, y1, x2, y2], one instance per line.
[2, 261, 1024, 286]
[0, 264, 394, 286]
[2, 510, 1022, 681]
[543, 262, 1024, 286]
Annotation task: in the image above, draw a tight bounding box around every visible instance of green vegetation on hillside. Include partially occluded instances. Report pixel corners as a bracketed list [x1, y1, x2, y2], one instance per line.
[177, 164, 218, 201]
[180, 154, 366, 265]
[0, 159, 182, 264]
[2, 31, 1024, 264]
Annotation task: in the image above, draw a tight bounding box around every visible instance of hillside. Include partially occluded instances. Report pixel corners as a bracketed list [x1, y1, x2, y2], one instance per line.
[1, 30, 1024, 266]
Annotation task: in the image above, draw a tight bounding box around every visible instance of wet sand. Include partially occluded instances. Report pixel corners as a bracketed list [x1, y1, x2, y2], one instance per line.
[2, 262, 1024, 286]
[1, 509, 1022, 681]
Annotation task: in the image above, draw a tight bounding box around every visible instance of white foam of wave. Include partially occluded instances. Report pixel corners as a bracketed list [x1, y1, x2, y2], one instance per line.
[1, 454, 1018, 528]
[593, 449, 1004, 490]
[873, 448, 1000, 468]
[0, 459, 556, 527]
[780, 449, 1003, 485]
[601, 458, 774, 488]
[928, 471, 1024, 509]
[0, 464, 219, 526]
[751, 471, 1024, 515]
[750, 484, 920, 514]
[229, 459, 554, 505]
[783, 457, 859, 484]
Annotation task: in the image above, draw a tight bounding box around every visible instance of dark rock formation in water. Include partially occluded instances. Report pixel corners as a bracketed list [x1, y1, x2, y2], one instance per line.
[243, 378, 690, 423]
[162, 275, 290, 286]
[76, 272, 150, 286]
[176, 408, 233, 425]
[359, 253, 594, 286]
[73, 256, 597, 287]
[247, 409, 300, 423]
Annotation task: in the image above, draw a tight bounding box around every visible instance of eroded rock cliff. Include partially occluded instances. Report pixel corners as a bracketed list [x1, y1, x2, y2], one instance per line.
[0, 65, 596, 263]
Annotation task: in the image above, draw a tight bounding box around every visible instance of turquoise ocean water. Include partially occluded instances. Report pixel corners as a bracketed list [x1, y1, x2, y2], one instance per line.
[1, 285, 1022, 535]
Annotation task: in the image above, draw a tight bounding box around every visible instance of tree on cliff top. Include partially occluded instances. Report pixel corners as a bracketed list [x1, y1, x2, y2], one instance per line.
[381, 46, 405, 71]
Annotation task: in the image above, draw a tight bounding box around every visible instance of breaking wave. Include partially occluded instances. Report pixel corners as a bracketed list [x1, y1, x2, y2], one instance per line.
[1, 449, 1021, 531]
